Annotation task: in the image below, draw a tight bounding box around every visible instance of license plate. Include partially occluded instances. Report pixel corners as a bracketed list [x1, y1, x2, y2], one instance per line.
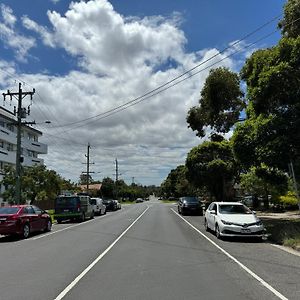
[63, 209, 69, 212]
[241, 228, 251, 233]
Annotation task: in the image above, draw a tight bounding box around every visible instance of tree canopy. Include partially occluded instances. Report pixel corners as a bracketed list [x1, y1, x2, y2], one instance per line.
[187, 67, 244, 138]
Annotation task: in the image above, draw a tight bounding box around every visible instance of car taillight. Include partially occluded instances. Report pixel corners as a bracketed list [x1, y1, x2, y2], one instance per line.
[77, 203, 81, 212]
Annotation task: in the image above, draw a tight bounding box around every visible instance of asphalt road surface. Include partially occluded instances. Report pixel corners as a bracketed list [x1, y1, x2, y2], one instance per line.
[0, 199, 299, 300]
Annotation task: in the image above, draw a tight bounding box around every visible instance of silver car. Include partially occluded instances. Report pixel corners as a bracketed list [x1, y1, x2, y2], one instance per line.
[204, 202, 265, 239]
[90, 198, 106, 215]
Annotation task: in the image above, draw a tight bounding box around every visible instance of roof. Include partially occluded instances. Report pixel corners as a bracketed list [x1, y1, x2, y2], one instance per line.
[80, 183, 102, 191]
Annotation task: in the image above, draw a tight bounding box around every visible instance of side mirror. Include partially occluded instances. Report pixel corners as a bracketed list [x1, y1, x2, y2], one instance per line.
[252, 211, 256, 215]
[211, 210, 216, 215]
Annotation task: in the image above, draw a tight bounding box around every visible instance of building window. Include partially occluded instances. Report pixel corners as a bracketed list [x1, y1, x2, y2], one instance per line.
[6, 124, 14, 132]
[7, 143, 13, 151]
[0, 140, 3, 148]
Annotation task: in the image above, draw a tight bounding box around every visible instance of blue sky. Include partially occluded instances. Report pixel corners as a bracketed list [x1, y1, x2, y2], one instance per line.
[0, 0, 286, 185]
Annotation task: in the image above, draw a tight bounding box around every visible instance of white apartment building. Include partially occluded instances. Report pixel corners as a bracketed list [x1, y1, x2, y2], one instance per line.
[0, 106, 48, 203]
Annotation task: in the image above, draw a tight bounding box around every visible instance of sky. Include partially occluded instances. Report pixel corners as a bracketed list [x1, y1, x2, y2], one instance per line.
[0, 0, 286, 186]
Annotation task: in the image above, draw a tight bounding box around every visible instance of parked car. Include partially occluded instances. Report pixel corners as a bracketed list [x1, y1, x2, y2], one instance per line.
[177, 196, 203, 216]
[90, 198, 106, 215]
[204, 202, 265, 239]
[0, 205, 52, 239]
[102, 199, 118, 211]
[136, 198, 144, 203]
[113, 200, 121, 210]
[54, 195, 94, 223]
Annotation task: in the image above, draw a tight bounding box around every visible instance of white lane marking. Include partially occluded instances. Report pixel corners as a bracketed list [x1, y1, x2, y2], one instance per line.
[54, 206, 149, 300]
[171, 208, 288, 300]
[32, 214, 110, 241]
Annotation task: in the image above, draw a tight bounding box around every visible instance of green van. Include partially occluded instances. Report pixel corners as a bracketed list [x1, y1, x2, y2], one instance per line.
[54, 195, 94, 223]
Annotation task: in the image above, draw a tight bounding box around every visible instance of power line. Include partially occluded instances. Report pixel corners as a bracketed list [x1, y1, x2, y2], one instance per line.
[55, 27, 282, 135]
[46, 14, 282, 130]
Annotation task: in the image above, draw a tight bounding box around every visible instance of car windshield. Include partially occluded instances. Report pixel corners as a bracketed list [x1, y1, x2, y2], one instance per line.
[219, 204, 252, 214]
[90, 199, 97, 205]
[183, 197, 199, 203]
[0, 207, 20, 214]
[55, 197, 78, 207]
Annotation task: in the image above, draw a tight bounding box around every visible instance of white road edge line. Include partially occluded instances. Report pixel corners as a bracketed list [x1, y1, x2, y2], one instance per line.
[53, 206, 149, 300]
[32, 213, 110, 241]
[170, 208, 288, 300]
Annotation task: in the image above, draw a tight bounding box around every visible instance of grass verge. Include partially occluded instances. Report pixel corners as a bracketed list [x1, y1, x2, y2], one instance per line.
[262, 218, 300, 250]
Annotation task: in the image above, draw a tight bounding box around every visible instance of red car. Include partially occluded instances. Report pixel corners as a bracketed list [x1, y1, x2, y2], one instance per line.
[0, 205, 52, 239]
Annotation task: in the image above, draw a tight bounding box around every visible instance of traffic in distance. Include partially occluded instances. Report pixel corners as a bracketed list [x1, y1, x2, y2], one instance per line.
[0, 194, 152, 239]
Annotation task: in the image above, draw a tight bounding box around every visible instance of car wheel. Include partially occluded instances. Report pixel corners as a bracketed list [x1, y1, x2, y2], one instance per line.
[57, 218, 62, 224]
[44, 219, 52, 232]
[80, 212, 85, 222]
[215, 224, 221, 239]
[22, 224, 30, 239]
[104, 208, 106, 215]
[204, 219, 209, 232]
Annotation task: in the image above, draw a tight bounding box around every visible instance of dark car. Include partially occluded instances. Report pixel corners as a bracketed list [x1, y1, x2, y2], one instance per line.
[103, 199, 117, 211]
[0, 205, 52, 239]
[54, 195, 94, 223]
[177, 197, 203, 216]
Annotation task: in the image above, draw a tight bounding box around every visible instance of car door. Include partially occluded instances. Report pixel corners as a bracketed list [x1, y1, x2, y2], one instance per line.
[206, 203, 217, 229]
[32, 206, 47, 231]
[24, 206, 40, 232]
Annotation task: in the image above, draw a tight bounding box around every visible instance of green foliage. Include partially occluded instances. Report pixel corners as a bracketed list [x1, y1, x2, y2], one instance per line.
[161, 165, 196, 198]
[240, 36, 300, 165]
[101, 177, 159, 200]
[278, 0, 300, 38]
[187, 67, 244, 137]
[186, 140, 236, 202]
[279, 191, 298, 206]
[1, 165, 71, 204]
[240, 166, 288, 203]
[101, 177, 115, 198]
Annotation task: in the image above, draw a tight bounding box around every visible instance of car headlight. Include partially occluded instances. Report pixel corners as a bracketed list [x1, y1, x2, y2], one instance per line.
[255, 220, 263, 226]
[221, 219, 232, 225]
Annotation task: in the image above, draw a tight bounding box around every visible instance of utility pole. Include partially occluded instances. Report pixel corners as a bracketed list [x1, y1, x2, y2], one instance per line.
[115, 158, 119, 182]
[81, 143, 95, 194]
[115, 158, 119, 199]
[132, 177, 135, 185]
[2, 83, 35, 204]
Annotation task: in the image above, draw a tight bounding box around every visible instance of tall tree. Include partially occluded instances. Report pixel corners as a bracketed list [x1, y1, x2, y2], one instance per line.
[1, 165, 65, 204]
[161, 165, 196, 198]
[187, 67, 244, 138]
[186, 140, 236, 202]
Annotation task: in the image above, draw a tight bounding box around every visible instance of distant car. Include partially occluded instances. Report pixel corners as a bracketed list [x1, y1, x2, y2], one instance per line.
[177, 197, 203, 216]
[136, 198, 144, 203]
[103, 199, 117, 211]
[204, 202, 265, 239]
[0, 205, 52, 239]
[90, 198, 106, 215]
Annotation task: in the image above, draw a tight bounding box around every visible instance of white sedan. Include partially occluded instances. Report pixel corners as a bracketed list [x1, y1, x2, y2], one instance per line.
[204, 202, 265, 239]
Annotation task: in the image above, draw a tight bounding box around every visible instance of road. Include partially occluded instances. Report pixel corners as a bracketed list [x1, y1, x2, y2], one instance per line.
[0, 199, 299, 300]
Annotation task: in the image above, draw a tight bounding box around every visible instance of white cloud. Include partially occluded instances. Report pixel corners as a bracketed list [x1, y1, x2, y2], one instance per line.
[0, 4, 36, 62]
[2, 0, 240, 185]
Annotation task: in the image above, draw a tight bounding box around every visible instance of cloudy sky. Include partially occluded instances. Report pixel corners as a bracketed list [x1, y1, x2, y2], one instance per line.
[0, 0, 285, 186]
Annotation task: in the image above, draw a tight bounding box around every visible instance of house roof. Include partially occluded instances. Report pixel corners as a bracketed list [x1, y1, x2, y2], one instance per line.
[80, 183, 102, 191]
